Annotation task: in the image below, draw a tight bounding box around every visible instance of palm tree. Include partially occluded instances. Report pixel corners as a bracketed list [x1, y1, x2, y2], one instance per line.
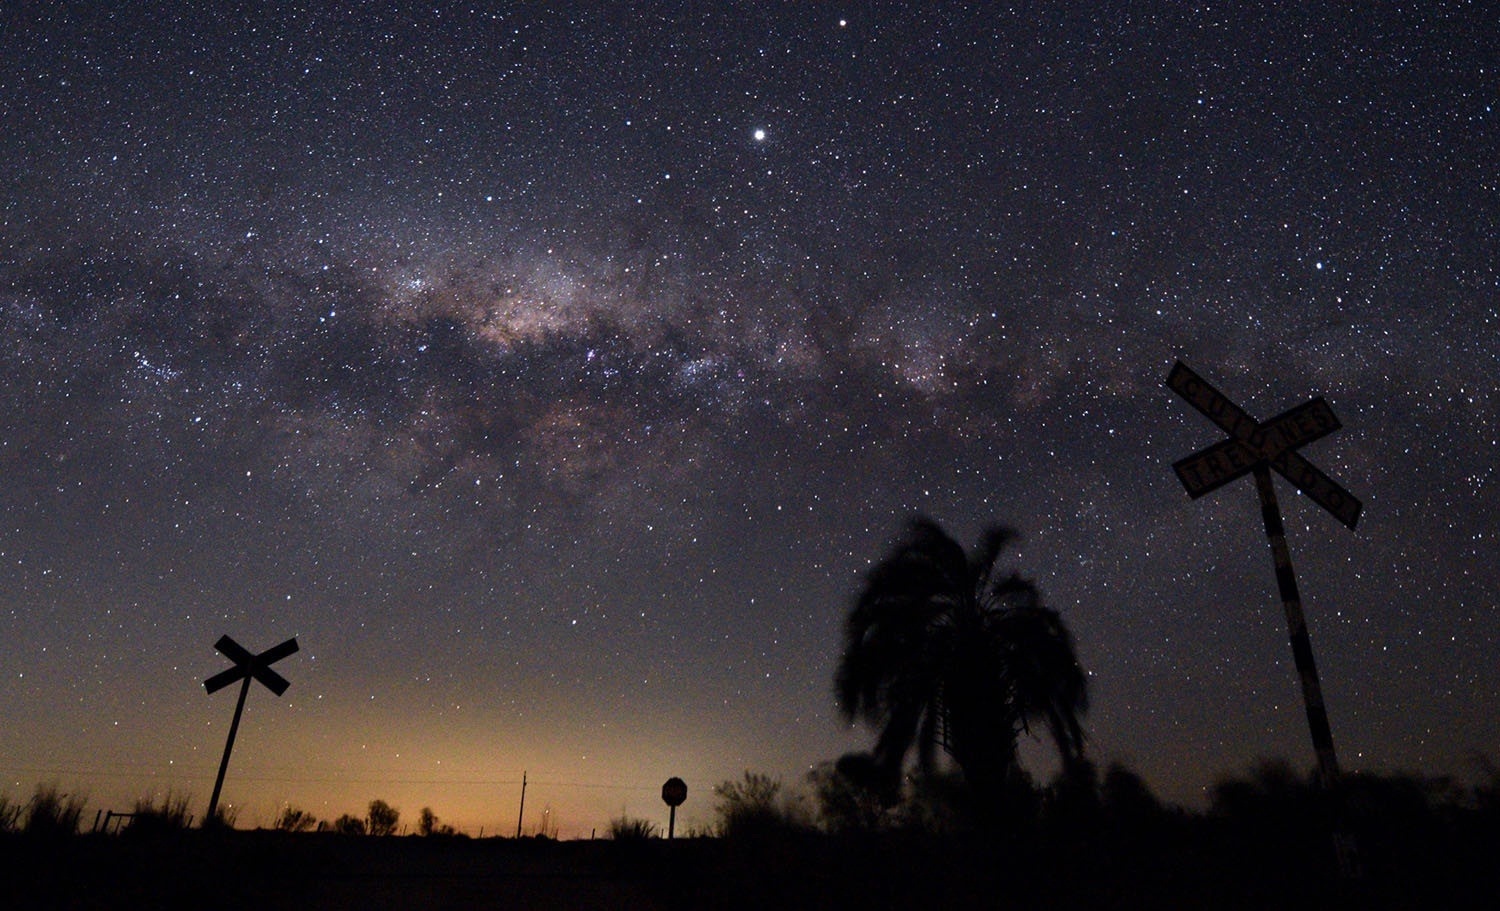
[836, 516, 1088, 806]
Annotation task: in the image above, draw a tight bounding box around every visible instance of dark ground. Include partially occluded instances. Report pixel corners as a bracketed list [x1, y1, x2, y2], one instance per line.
[5, 818, 1497, 910]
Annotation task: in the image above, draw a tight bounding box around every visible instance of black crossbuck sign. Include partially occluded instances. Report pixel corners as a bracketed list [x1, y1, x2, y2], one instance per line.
[204, 635, 299, 697]
[1168, 362, 1361, 529]
[202, 635, 299, 825]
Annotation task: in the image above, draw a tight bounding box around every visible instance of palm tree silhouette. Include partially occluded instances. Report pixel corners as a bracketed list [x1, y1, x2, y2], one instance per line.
[836, 516, 1088, 807]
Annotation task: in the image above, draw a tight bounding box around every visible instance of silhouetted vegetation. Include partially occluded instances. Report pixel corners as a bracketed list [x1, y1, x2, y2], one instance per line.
[712, 771, 814, 839]
[524, 804, 560, 840]
[809, 759, 896, 834]
[22, 784, 86, 837]
[332, 813, 367, 835]
[366, 799, 400, 836]
[606, 815, 658, 840]
[0, 795, 21, 834]
[201, 803, 239, 830]
[2, 759, 1498, 908]
[273, 805, 318, 833]
[126, 791, 193, 834]
[837, 517, 1088, 826]
[1466, 751, 1500, 817]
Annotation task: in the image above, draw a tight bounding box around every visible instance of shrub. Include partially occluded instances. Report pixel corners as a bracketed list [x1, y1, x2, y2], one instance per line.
[0, 794, 21, 833]
[810, 759, 895, 834]
[24, 783, 86, 836]
[607, 815, 659, 840]
[1471, 752, 1500, 815]
[273, 806, 318, 832]
[712, 771, 813, 839]
[1101, 762, 1164, 822]
[526, 805, 558, 840]
[367, 800, 399, 836]
[902, 768, 971, 835]
[1210, 757, 1314, 824]
[203, 804, 239, 830]
[332, 813, 366, 835]
[127, 791, 194, 834]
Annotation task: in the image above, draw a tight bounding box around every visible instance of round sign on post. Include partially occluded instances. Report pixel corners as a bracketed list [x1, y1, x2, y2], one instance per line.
[661, 777, 687, 839]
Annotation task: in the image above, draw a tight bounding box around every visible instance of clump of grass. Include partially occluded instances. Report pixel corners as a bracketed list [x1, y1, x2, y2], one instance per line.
[0, 794, 22, 833]
[607, 815, 659, 840]
[202, 803, 239, 831]
[24, 783, 86, 836]
[127, 791, 194, 834]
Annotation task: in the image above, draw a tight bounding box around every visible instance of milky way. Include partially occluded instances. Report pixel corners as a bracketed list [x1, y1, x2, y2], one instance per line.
[1, 3, 1495, 834]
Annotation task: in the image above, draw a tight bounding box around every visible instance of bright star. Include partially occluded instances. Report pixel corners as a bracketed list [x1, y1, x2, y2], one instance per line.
[753, 128, 766, 142]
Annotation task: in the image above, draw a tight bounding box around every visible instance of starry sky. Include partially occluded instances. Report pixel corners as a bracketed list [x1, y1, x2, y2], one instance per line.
[1, 1, 1496, 836]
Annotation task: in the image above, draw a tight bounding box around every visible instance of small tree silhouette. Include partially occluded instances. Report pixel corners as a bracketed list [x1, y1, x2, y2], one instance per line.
[332, 813, 366, 835]
[713, 771, 812, 838]
[367, 799, 399, 836]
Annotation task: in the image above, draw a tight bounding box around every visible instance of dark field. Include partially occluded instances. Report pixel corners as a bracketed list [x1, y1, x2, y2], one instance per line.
[6, 818, 1497, 911]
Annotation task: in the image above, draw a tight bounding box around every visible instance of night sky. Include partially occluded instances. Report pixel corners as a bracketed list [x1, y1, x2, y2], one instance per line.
[2, 2, 1495, 836]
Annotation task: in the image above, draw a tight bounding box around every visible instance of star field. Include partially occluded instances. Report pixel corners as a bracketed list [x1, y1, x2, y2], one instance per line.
[0, 2, 1496, 835]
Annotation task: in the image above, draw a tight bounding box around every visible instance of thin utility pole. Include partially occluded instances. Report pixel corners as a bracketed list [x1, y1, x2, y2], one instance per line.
[515, 771, 527, 838]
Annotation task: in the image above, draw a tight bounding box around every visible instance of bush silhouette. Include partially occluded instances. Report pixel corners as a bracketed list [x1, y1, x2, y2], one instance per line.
[416, 806, 458, 837]
[367, 799, 399, 836]
[202, 803, 239, 830]
[273, 806, 318, 833]
[1100, 762, 1164, 823]
[0, 794, 22, 833]
[24, 784, 85, 836]
[713, 771, 813, 838]
[810, 758, 895, 833]
[127, 791, 193, 834]
[332, 813, 366, 835]
[607, 815, 659, 840]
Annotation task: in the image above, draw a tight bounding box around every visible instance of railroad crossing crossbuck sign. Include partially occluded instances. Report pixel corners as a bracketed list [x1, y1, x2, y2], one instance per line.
[1168, 362, 1360, 529]
[1166, 361, 1363, 788]
[202, 634, 299, 825]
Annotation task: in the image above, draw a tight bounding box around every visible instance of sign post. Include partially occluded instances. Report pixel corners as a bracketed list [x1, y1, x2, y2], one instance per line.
[661, 777, 687, 839]
[1166, 362, 1362, 874]
[202, 634, 299, 827]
